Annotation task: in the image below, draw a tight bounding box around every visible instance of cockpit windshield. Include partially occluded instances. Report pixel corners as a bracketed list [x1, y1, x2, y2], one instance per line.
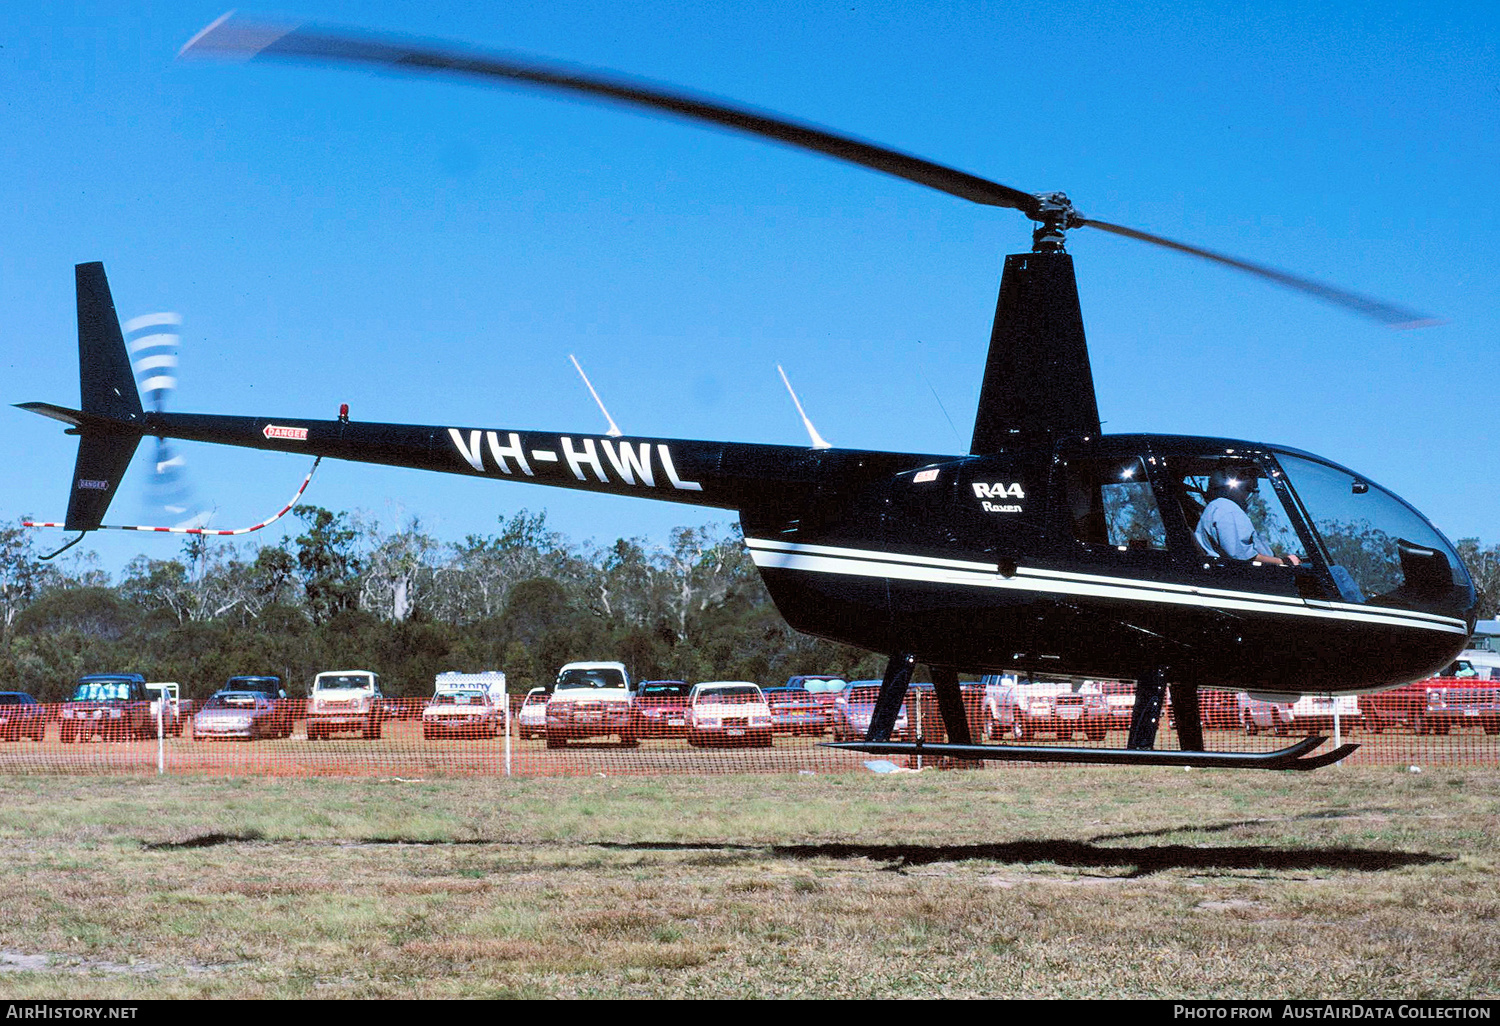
[1273, 451, 1473, 614]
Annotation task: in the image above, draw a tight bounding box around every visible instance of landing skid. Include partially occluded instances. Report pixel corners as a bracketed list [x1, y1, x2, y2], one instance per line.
[827, 735, 1358, 771]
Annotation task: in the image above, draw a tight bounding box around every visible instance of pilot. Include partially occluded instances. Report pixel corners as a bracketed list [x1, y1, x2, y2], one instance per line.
[1194, 468, 1301, 567]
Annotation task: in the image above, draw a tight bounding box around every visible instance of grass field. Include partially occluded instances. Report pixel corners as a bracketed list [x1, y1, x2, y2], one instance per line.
[1, 766, 1497, 999]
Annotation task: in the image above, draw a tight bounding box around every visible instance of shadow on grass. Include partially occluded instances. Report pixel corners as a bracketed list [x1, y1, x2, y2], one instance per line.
[1086, 806, 1411, 844]
[140, 819, 1449, 878]
[595, 837, 1448, 878]
[142, 830, 264, 850]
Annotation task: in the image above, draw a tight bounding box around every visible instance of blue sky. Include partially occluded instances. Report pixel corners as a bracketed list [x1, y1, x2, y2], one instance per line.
[3, 1, 1497, 575]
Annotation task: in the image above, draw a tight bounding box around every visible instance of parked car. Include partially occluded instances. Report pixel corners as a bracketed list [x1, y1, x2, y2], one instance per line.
[763, 685, 834, 736]
[785, 675, 848, 730]
[59, 674, 158, 742]
[516, 687, 550, 740]
[686, 681, 773, 747]
[221, 675, 294, 738]
[422, 684, 505, 739]
[545, 661, 636, 748]
[191, 691, 278, 741]
[0, 692, 47, 741]
[632, 680, 692, 739]
[986, 677, 1108, 742]
[306, 670, 385, 740]
[830, 680, 909, 742]
[1359, 671, 1500, 735]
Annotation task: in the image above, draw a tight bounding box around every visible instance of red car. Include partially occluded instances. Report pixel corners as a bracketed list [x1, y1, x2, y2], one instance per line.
[1359, 674, 1500, 735]
[763, 686, 834, 736]
[0, 692, 47, 742]
[632, 680, 692, 739]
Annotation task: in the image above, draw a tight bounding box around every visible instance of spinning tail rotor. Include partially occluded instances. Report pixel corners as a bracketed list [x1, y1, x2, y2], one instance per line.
[19, 263, 322, 554]
[124, 312, 206, 527]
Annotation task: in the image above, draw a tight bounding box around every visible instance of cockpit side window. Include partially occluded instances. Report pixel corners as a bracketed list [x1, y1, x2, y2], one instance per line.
[1170, 455, 1306, 564]
[1064, 456, 1168, 552]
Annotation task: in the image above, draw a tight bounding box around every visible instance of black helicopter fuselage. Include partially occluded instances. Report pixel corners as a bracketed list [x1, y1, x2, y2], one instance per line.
[48, 403, 1463, 697]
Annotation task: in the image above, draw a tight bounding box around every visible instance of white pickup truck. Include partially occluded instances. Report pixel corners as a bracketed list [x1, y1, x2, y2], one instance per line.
[306, 670, 385, 740]
[543, 661, 637, 748]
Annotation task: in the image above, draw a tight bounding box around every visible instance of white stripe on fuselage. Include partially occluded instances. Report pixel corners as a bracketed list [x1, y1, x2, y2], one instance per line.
[743, 537, 1468, 636]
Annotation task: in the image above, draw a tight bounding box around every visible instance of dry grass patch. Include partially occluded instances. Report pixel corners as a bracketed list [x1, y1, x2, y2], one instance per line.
[0, 768, 1496, 998]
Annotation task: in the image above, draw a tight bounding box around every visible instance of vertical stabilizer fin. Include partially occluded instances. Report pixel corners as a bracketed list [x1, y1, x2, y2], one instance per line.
[76, 262, 145, 425]
[58, 263, 146, 530]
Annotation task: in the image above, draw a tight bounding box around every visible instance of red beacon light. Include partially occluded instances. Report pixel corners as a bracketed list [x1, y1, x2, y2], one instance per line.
[339, 403, 349, 423]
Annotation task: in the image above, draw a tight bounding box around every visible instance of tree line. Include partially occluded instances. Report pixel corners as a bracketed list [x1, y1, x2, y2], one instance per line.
[0, 508, 883, 702]
[3, 511, 1497, 703]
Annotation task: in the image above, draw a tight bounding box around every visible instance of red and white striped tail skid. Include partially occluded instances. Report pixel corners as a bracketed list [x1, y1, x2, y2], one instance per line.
[25, 457, 322, 536]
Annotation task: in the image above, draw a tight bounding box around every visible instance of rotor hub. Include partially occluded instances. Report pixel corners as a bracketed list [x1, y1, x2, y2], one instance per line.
[1029, 191, 1085, 252]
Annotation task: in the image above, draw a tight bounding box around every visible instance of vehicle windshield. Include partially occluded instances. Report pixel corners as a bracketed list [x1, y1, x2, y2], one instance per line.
[1273, 451, 1474, 614]
[556, 668, 627, 690]
[205, 693, 260, 710]
[0, 694, 35, 705]
[639, 682, 690, 698]
[695, 686, 762, 705]
[430, 690, 486, 705]
[228, 677, 279, 692]
[70, 681, 134, 701]
[521, 691, 549, 707]
[798, 679, 848, 694]
[315, 675, 374, 690]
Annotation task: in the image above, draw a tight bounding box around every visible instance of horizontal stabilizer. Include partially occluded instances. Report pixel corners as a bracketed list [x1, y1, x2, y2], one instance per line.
[15, 401, 86, 428]
[827, 736, 1358, 771]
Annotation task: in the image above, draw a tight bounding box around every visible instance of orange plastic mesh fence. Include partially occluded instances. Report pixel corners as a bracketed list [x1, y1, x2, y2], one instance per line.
[1, 679, 1495, 777]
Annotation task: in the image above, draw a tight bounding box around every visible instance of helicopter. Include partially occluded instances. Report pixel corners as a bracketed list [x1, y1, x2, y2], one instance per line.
[18, 14, 1478, 771]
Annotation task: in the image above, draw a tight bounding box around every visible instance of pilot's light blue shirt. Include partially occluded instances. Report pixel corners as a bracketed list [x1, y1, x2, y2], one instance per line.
[1194, 497, 1268, 561]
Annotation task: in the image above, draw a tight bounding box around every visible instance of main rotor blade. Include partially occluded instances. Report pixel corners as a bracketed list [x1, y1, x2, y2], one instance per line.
[1081, 218, 1442, 329]
[181, 14, 1041, 217]
[182, 15, 1440, 329]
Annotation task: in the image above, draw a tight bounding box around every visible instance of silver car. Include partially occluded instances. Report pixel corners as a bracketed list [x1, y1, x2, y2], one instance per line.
[192, 691, 277, 741]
